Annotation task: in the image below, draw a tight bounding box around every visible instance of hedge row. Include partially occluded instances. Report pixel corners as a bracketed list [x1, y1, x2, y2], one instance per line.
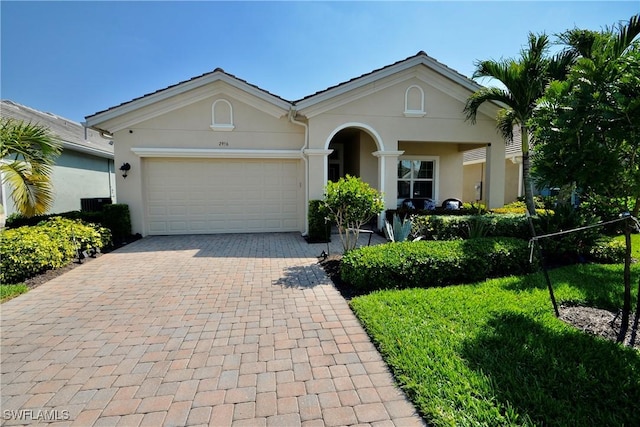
[411, 214, 533, 240]
[341, 238, 535, 291]
[1, 217, 111, 284]
[6, 204, 132, 244]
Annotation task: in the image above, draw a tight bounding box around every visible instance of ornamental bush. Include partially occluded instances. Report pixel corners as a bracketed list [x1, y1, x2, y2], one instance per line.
[341, 238, 535, 291]
[0, 217, 111, 284]
[324, 175, 384, 252]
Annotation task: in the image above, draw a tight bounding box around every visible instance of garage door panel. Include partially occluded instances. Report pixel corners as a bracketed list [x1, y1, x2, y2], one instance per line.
[144, 158, 301, 235]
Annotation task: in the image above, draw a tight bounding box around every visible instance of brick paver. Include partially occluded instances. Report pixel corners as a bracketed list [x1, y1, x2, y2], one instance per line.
[1, 233, 424, 426]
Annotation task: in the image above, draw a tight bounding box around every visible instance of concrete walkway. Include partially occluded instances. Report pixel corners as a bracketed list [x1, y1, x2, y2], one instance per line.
[1, 233, 424, 426]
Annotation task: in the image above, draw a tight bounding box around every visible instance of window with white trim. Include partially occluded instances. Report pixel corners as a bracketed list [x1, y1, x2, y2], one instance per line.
[397, 157, 438, 203]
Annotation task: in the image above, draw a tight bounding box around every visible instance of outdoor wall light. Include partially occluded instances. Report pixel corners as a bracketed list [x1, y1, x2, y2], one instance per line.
[119, 162, 131, 178]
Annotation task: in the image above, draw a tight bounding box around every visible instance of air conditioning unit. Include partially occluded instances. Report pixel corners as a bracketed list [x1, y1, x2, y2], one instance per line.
[80, 198, 112, 212]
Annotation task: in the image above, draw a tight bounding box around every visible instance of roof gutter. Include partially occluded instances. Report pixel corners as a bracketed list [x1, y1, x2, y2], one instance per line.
[288, 107, 310, 236]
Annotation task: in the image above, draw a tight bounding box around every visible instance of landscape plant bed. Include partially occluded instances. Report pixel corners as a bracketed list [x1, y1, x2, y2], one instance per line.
[346, 264, 639, 426]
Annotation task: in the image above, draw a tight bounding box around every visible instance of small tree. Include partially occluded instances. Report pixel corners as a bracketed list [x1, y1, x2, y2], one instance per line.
[530, 15, 640, 341]
[323, 175, 384, 252]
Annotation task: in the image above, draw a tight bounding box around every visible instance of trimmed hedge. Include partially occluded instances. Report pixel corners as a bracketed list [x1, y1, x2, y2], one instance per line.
[341, 238, 535, 290]
[411, 214, 533, 240]
[6, 204, 132, 244]
[0, 217, 111, 284]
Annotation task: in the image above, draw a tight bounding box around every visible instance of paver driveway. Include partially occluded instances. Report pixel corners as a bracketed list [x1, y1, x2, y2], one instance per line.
[1, 233, 424, 426]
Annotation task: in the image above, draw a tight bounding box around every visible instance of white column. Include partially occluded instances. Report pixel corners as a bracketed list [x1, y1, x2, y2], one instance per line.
[372, 150, 404, 229]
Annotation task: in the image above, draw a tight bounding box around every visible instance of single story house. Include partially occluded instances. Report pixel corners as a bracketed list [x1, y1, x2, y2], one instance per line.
[1, 100, 115, 217]
[85, 52, 507, 236]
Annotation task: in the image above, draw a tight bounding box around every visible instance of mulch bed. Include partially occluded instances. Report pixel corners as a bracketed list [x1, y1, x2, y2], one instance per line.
[318, 254, 639, 349]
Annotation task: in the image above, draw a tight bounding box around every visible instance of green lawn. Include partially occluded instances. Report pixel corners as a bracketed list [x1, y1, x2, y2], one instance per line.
[350, 262, 640, 426]
[0, 283, 28, 302]
[614, 232, 640, 260]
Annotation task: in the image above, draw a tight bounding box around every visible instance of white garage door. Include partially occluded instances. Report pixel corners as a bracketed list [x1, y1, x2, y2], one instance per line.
[144, 158, 302, 235]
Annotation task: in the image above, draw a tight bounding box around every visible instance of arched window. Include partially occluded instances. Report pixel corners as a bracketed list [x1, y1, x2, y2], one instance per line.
[404, 85, 426, 117]
[210, 99, 234, 131]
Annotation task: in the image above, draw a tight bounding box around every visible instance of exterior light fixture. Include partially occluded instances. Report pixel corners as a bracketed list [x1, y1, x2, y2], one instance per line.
[119, 162, 131, 178]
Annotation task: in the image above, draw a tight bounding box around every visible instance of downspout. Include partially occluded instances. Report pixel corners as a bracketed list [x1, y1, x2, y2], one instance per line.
[288, 107, 309, 236]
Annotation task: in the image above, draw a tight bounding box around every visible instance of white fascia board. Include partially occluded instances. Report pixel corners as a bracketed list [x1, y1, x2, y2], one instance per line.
[61, 140, 114, 159]
[131, 147, 303, 159]
[86, 73, 291, 131]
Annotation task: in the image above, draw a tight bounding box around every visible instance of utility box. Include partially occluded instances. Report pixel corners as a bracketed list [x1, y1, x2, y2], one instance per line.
[81, 198, 112, 212]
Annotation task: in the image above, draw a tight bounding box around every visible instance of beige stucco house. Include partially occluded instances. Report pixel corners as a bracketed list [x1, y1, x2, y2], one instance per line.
[85, 52, 506, 236]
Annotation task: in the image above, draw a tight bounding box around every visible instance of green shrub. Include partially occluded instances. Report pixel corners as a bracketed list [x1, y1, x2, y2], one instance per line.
[324, 175, 384, 252]
[101, 204, 131, 244]
[0, 217, 111, 284]
[1, 226, 70, 284]
[535, 204, 600, 262]
[6, 205, 129, 246]
[341, 238, 535, 290]
[307, 200, 331, 243]
[589, 237, 627, 264]
[411, 214, 532, 240]
[38, 217, 111, 253]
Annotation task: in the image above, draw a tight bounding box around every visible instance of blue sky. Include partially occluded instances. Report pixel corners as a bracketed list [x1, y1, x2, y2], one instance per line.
[1, 1, 638, 123]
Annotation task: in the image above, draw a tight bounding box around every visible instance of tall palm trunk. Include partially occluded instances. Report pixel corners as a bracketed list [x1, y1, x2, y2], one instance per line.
[520, 125, 537, 216]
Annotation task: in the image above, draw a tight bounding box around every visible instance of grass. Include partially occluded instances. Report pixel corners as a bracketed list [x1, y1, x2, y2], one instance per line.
[614, 232, 640, 260]
[0, 284, 29, 302]
[350, 262, 640, 426]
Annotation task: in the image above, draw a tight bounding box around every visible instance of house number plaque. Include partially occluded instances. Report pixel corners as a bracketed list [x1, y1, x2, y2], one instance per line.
[218, 141, 229, 147]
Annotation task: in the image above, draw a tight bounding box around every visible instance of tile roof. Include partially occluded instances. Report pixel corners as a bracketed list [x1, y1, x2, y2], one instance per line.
[86, 51, 483, 122]
[1, 100, 114, 159]
[293, 51, 479, 104]
[86, 68, 291, 120]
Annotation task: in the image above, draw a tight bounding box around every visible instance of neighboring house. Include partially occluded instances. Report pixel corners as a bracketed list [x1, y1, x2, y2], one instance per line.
[85, 51, 507, 236]
[1, 100, 115, 217]
[463, 127, 524, 204]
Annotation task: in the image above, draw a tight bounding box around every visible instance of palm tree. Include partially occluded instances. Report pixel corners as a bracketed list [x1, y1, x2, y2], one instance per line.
[464, 33, 575, 216]
[0, 117, 62, 217]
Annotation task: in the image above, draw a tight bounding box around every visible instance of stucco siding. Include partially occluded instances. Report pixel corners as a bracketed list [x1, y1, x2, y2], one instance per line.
[2, 151, 115, 217]
[399, 142, 464, 204]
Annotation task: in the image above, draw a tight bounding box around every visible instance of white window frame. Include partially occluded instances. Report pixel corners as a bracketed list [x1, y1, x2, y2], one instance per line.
[397, 156, 439, 203]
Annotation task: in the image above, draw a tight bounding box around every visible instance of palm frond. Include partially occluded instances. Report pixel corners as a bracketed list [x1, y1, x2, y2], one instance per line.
[0, 117, 61, 217]
[464, 87, 514, 124]
[612, 14, 640, 57]
[0, 161, 56, 217]
[496, 109, 517, 142]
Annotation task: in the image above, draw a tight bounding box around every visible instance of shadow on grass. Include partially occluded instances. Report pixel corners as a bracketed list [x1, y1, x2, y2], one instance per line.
[461, 312, 640, 426]
[504, 264, 638, 312]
